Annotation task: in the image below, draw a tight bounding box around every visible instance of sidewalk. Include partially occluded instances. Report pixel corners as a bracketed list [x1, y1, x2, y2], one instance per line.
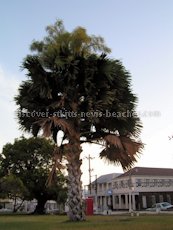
[96, 210, 173, 216]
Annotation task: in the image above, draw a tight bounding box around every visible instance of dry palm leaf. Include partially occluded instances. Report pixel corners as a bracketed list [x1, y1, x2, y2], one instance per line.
[46, 146, 65, 187]
[104, 134, 124, 151]
[120, 136, 142, 156]
[52, 116, 79, 140]
[100, 134, 143, 170]
[36, 116, 79, 141]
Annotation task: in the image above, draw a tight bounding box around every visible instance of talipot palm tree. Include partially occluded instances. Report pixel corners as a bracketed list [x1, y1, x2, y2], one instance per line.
[15, 20, 143, 221]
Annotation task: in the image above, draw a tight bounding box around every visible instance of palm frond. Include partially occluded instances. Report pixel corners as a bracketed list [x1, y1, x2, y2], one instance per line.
[104, 134, 124, 151]
[52, 117, 79, 140]
[120, 136, 143, 156]
[36, 117, 79, 141]
[100, 134, 143, 170]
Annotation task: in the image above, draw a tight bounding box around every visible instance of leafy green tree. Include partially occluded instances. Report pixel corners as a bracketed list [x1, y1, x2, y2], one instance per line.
[15, 20, 143, 221]
[0, 137, 67, 214]
[0, 174, 28, 212]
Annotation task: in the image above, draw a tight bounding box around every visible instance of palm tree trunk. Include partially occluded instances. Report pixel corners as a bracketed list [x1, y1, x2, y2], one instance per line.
[66, 143, 85, 221]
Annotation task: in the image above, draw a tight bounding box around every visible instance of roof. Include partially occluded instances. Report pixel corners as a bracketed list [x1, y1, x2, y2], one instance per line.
[91, 173, 121, 184]
[117, 167, 173, 178]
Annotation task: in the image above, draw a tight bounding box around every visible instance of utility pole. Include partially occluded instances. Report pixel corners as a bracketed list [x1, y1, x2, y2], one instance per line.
[95, 174, 98, 214]
[86, 154, 94, 195]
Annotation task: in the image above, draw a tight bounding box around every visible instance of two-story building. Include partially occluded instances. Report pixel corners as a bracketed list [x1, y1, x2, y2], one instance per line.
[89, 167, 173, 212]
[90, 173, 121, 212]
[112, 167, 173, 211]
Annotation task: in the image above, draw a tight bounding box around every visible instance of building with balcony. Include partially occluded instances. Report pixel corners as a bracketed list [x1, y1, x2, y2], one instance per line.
[113, 167, 173, 211]
[90, 167, 173, 212]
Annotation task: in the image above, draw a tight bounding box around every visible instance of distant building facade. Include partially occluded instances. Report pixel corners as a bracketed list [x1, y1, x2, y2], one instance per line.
[89, 173, 121, 212]
[89, 167, 173, 212]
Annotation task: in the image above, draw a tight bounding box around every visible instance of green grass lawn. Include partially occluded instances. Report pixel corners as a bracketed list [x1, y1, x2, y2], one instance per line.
[0, 214, 173, 230]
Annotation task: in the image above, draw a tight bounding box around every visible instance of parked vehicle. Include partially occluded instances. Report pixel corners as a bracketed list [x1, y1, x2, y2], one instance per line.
[146, 202, 173, 211]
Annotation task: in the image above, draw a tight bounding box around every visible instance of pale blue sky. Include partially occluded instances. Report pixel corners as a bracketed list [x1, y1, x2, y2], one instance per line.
[1, 0, 173, 185]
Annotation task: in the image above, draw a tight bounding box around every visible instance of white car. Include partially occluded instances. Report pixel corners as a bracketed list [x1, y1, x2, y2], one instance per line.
[146, 202, 173, 211]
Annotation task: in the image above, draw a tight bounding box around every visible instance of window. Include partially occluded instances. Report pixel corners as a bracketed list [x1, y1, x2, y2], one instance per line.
[136, 179, 141, 187]
[120, 180, 124, 188]
[150, 180, 155, 187]
[165, 180, 170, 187]
[142, 179, 147, 187]
[146, 179, 150, 187]
[124, 180, 128, 188]
[128, 179, 132, 188]
[154, 179, 157, 186]
[171, 180, 173, 186]
[158, 179, 164, 187]
[113, 182, 118, 189]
